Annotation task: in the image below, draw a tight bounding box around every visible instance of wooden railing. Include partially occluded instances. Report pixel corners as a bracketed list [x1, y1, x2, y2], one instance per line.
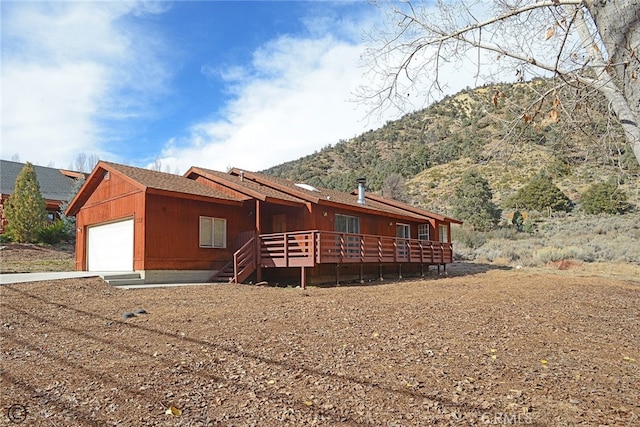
[260, 231, 316, 268]
[257, 230, 453, 267]
[232, 235, 257, 283]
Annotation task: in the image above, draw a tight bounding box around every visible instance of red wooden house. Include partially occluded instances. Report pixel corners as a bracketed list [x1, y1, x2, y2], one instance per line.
[66, 161, 462, 287]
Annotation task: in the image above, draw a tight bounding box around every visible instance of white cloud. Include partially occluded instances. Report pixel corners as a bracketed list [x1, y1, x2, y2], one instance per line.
[157, 22, 493, 173]
[0, 1, 170, 169]
[158, 35, 369, 172]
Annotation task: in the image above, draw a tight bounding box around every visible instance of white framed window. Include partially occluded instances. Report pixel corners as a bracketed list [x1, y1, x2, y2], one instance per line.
[396, 223, 410, 258]
[438, 224, 449, 243]
[418, 224, 430, 241]
[335, 214, 360, 257]
[335, 214, 360, 234]
[199, 216, 227, 248]
[396, 223, 410, 239]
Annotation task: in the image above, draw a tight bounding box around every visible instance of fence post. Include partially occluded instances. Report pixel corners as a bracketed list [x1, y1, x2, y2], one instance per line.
[284, 232, 289, 267]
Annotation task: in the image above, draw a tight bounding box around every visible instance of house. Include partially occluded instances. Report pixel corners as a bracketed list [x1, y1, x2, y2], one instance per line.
[66, 161, 462, 287]
[0, 160, 85, 234]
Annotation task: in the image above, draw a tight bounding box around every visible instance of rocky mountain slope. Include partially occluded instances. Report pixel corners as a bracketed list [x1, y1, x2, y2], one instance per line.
[263, 78, 639, 216]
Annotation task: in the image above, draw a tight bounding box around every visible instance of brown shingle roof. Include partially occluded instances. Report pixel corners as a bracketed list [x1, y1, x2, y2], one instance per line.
[104, 162, 240, 201]
[227, 169, 432, 221]
[188, 167, 308, 204]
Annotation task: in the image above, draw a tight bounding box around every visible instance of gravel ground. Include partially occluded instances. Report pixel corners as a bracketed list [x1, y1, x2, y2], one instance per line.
[1, 265, 639, 426]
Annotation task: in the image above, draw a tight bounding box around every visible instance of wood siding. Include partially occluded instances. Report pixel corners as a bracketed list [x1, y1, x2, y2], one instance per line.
[143, 195, 254, 270]
[74, 171, 144, 270]
[312, 205, 436, 240]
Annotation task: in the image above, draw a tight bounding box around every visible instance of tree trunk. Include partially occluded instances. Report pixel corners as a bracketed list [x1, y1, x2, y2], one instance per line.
[584, 0, 640, 165]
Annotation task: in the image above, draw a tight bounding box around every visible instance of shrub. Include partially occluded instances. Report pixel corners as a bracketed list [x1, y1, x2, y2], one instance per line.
[580, 181, 630, 215]
[533, 246, 585, 264]
[37, 220, 69, 245]
[452, 226, 487, 249]
[512, 210, 524, 231]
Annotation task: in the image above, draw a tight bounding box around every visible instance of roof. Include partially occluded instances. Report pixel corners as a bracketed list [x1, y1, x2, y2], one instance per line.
[187, 167, 308, 205]
[66, 161, 462, 225]
[104, 162, 240, 201]
[224, 169, 446, 222]
[361, 192, 464, 224]
[0, 160, 82, 202]
[65, 162, 243, 216]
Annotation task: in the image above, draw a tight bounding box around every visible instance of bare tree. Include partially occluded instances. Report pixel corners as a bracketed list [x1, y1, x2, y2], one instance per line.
[87, 154, 100, 172]
[74, 152, 87, 173]
[382, 173, 409, 202]
[361, 0, 640, 167]
[72, 152, 100, 173]
[151, 158, 163, 172]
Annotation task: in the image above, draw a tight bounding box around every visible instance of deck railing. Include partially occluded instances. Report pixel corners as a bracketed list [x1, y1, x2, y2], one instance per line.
[232, 235, 257, 283]
[257, 230, 453, 268]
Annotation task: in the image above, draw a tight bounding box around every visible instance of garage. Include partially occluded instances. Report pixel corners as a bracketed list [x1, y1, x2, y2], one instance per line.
[87, 219, 134, 271]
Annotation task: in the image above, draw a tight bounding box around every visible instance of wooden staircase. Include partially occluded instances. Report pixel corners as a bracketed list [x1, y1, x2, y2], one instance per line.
[210, 233, 258, 283]
[210, 261, 235, 282]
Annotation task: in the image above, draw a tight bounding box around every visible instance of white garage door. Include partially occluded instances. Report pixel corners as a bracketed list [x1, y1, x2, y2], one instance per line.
[87, 219, 134, 271]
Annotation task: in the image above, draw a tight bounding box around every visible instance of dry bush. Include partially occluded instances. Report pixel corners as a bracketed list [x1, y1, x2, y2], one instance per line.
[452, 213, 640, 266]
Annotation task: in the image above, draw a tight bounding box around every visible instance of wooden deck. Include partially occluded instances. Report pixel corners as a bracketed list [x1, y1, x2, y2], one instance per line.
[259, 230, 453, 267]
[219, 230, 454, 286]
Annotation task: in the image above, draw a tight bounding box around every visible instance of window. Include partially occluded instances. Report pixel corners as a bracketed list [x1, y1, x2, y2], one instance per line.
[335, 214, 360, 258]
[396, 223, 410, 258]
[438, 224, 449, 243]
[199, 216, 227, 248]
[418, 224, 430, 241]
[335, 214, 360, 234]
[396, 223, 410, 239]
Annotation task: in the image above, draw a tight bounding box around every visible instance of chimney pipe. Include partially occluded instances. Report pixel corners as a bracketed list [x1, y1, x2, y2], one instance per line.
[357, 178, 366, 204]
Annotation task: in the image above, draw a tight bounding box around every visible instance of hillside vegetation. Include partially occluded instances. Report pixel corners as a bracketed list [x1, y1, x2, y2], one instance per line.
[263, 78, 640, 216]
[263, 78, 639, 266]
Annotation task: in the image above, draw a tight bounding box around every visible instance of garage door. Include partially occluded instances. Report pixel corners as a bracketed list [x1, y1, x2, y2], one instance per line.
[87, 219, 134, 271]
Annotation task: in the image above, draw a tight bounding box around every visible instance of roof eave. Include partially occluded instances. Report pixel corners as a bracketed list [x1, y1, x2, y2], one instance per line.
[146, 188, 243, 206]
[228, 168, 321, 204]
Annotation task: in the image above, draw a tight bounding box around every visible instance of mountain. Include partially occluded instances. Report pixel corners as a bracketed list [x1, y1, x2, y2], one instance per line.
[262, 78, 639, 217]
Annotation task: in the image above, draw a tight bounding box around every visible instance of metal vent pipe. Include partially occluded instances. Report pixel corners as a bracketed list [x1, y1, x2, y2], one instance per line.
[357, 178, 366, 204]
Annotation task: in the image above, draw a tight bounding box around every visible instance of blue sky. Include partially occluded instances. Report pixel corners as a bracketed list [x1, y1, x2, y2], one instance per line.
[1, 0, 484, 173]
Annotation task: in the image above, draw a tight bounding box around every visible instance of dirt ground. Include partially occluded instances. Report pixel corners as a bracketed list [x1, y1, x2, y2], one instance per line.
[1, 245, 639, 426]
[0, 243, 75, 273]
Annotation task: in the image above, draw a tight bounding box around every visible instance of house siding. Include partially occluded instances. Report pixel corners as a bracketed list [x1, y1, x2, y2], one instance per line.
[74, 171, 144, 270]
[143, 194, 254, 270]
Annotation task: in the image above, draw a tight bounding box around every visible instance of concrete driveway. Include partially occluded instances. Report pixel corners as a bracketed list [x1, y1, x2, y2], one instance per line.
[1, 271, 116, 285]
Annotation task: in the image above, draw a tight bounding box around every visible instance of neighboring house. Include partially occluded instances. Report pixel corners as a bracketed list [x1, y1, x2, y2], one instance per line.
[0, 160, 85, 234]
[66, 161, 462, 287]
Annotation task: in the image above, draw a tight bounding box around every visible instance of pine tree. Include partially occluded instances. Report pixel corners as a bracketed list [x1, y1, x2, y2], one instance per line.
[580, 181, 630, 215]
[451, 170, 501, 231]
[505, 173, 573, 214]
[5, 162, 47, 243]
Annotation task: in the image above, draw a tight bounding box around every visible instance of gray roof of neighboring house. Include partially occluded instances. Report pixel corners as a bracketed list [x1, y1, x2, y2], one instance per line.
[0, 160, 81, 202]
